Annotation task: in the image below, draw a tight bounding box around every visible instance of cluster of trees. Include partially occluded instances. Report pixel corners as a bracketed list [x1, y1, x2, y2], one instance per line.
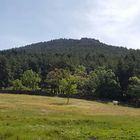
[12, 70, 41, 91]
[0, 38, 140, 105]
[10, 65, 140, 105]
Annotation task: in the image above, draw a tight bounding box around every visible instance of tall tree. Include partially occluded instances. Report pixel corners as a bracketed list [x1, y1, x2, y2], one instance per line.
[89, 67, 121, 99]
[74, 65, 89, 95]
[0, 56, 10, 88]
[59, 75, 78, 104]
[21, 70, 41, 90]
[116, 54, 135, 96]
[45, 68, 69, 94]
[127, 76, 140, 106]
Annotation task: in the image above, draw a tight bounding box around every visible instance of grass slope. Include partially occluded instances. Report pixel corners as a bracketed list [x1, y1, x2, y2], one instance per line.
[0, 94, 140, 140]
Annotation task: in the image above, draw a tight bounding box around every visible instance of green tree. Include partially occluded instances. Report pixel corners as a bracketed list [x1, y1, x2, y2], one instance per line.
[89, 67, 121, 99]
[12, 79, 23, 90]
[45, 68, 69, 94]
[0, 56, 11, 88]
[74, 65, 86, 76]
[116, 54, 135, 97]
[74, 65, 89, 95]
[59, 75, 78, 104]
[21, 70, 41, 90]
[127, 76, 140, 106]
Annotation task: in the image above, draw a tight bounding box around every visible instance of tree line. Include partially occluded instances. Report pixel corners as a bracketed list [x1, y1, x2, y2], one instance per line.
[9, 63, 140, 106]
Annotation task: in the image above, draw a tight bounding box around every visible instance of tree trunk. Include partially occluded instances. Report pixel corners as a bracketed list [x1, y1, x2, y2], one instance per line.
[66, 93, 70, 104]
[66, 97, 69, 104]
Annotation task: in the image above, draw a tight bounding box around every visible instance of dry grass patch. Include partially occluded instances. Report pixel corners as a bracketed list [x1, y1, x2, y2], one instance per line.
[0, 94, 139, 116]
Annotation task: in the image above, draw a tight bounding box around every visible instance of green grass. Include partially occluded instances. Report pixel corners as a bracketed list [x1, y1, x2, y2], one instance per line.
[0, 94, 140, 140]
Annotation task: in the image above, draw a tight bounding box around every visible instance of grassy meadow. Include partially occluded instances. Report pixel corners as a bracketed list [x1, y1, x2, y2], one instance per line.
[0, 94, 140, 140]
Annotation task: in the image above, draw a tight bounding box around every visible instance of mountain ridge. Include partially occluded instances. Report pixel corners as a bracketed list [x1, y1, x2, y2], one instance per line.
[1, 38, 129, 52]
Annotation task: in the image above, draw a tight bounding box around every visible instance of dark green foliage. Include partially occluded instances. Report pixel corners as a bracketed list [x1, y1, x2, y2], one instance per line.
[74, 65, 89, 95]
[21, 70, 41, 90]
[116, 53, 136, 94]
[127, 77, 140, 106]
[45, 68, 69, 94]
[0, 38, 130, 79]
[0, 56, 10, 88]
[11, 79, 24, 90]
[88, 67, 121, 99]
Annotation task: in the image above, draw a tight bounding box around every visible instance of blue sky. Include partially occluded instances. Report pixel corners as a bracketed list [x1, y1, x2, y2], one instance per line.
[0, 0, 140, 50]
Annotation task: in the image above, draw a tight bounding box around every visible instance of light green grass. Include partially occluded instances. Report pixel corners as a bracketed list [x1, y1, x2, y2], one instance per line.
[0, 94, 140, 140]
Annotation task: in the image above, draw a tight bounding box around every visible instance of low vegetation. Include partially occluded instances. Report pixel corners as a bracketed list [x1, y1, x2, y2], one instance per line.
[0, 94, 140, 140]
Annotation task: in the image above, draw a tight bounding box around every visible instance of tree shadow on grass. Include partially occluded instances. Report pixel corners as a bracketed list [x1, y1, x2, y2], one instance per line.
[50, 102, 73, 106]
[50, 102, 67, 106]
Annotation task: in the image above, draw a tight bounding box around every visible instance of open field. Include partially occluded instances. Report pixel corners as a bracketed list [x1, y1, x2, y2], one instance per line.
[0, 94, 140, 140]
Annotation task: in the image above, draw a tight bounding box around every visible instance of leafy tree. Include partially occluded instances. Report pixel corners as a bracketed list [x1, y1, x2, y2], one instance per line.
[21, 70, 41, 90]
[45, 68, 69, 94]
[89, 67, 121, 99]
[129, 76, 140, 85]
[12, 79, 23, 90]
[59, 75, 78, 104]
[0, 56, 10, 88]
[116, 54, 135, 96]
[74, 65, 86, 76]
[74, 65, 89, 95]
[127, 76, 140, 106]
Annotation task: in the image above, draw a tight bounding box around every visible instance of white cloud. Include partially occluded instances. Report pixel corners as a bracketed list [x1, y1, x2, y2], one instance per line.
[72, 0, 140, 49]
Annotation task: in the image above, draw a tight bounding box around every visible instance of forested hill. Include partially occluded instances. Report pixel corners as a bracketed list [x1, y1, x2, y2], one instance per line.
[0, 38, 140, 76]
[0, 38, 138, 70]
[1, 38, 129, 56]
[0, 38, 140, 103]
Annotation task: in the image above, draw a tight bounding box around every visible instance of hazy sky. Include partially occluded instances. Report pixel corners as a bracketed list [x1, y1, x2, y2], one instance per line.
[0, 0, 140, 50]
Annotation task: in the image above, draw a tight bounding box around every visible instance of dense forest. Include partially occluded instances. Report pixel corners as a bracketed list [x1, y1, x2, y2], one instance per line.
[0, 38, 140, 106]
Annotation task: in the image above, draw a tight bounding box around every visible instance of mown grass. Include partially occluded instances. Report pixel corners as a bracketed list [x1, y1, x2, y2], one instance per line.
[0, 94, 140, 140]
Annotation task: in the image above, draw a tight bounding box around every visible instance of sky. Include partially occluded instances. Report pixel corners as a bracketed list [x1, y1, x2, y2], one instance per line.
[0, 0, 140, 50]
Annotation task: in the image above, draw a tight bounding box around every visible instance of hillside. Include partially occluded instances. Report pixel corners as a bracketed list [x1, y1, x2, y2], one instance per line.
[0, 94, 140, 140]
[0, 38, 140, 79]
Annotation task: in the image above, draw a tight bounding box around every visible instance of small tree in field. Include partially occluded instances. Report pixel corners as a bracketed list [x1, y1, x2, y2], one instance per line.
[60, 75, 77, 104]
